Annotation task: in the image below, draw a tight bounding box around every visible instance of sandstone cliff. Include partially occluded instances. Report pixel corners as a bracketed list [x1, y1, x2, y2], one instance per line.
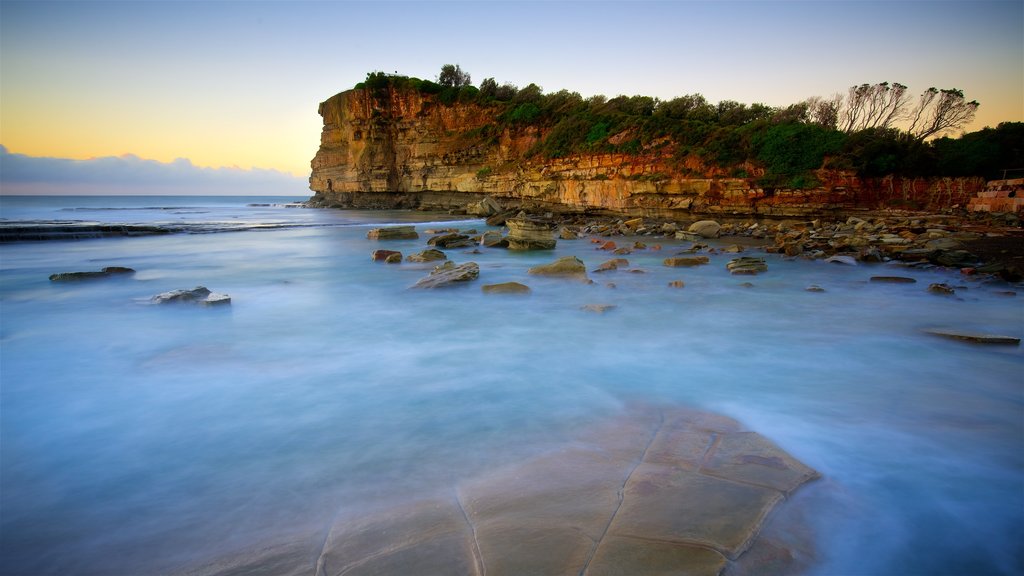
[308, 85, 983, 218]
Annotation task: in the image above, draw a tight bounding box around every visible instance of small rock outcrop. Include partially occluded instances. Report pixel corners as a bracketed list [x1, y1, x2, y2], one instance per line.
[151, 286, 231, 306]
[506, 218, 556, 251]
[428, 233, 474, 249]
[406, 249, 448, 263]
[726, 257, 768, 275]
[481, 282, 531, 294]
[49, 267, 135, 281]
[528, 256, 589, 280]
[371, 249, 402, 263]
[870, 276, 917, 283]
[925, 328, 1020, 345]
[367, 226, 418, 240]
[663, 256, 709, 267]
[411, 261, 480, 289]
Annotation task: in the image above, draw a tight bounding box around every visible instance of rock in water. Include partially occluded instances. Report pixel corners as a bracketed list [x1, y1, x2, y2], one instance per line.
[479, 231, 508, 248]
[528, 256, 588, 280]
[727, 257, 768, 275]
[371, 249, 402, 262]
[367, 226, 418, 240]
[688, 220, 722, 238]
[406, 249, 448, 263]
[427, 233, 474, 249]
[581, 304, 617, 313]
[151, 286, 231, 306]
[925, 328, 1020, 345]
[481, 282, 531, 294]
[928, 283, 956, 295]
[411, 262, 479, 289]
[870, 276, 916, 284]
[824, 255, 857, 266]
[663, 256, 709, 267]
[49, 267, 135, 281]
[506, 218, 556, 251]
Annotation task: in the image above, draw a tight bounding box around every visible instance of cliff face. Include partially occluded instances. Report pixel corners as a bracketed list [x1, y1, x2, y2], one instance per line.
[308, 86, 983, 218]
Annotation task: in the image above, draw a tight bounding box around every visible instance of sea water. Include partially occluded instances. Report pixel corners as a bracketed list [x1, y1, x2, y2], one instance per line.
[1, 196, 1021, 575]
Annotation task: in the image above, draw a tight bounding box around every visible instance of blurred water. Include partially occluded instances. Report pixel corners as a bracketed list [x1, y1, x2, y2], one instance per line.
[1, 197, 1022, 575]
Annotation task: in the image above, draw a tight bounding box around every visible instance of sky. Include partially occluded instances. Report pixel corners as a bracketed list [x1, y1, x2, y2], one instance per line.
[0, 0, 1021, 195]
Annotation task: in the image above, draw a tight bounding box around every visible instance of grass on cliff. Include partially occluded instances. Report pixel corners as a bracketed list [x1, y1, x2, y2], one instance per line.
[353, 72, 1024, 189]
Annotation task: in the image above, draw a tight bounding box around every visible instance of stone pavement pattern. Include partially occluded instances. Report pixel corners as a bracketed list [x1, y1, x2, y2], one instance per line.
[314, 406, 819, 576]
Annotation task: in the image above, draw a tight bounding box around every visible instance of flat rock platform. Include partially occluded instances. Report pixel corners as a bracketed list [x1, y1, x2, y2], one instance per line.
[311, 405, 820, 576]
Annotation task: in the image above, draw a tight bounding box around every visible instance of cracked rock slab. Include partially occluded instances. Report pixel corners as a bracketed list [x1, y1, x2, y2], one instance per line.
[315, 406, 819, 576]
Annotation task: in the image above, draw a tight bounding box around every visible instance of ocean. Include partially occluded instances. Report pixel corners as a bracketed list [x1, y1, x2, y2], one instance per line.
[1, 195, 1021, 575]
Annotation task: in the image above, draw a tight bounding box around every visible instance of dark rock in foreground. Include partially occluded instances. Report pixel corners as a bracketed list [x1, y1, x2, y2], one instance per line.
[151, 286, 231, 306]
[49, 267, 135, 281]
[312, 405, 820, 576]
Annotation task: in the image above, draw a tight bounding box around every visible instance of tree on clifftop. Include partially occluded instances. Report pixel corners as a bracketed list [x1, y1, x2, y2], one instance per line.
[438, 64, 471, 88]
[907, 88, 980, 141]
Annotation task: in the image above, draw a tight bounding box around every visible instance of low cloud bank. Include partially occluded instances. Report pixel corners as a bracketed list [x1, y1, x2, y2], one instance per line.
[0, 146, 308, 195]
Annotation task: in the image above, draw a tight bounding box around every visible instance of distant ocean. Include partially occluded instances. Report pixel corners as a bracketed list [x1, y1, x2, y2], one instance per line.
[1, 195, 1022, 575]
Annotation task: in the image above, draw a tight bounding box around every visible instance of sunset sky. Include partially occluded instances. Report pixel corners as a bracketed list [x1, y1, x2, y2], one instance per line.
[1, 0, 1021, 194]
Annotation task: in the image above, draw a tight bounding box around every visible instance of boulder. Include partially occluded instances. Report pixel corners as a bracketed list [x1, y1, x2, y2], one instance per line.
[151, 286, 230, 306]
[49, 266, 135, 282]
[664, 256, 710, 267]
[727, 257, 768, 275]
[482, 282, 531, 295]
[367, 226, 418, 240]
[929, 249, 978, 268]
[528, 256, 588, 280]
[506, 218, 556, 251]
[466, 196, 503, 217]
[668, 280, 686, 288]
[412, 262, 480, 289]
[372, 249, 402, 262]
[688, 220, 722, 239]
[406, 249, 448, 263]
[623, 217, 643, 230]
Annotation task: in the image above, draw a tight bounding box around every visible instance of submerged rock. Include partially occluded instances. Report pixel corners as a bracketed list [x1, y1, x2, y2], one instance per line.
[411, 261, 479, 289]
[49, 266, 135, 281]
[928, 282, 956, 295]
[151, 286, 231, 306]
[824, 255, 857, 266]
[506, 218, 556, 251]
[367, 226, 418, 240]
[581, 304, 617, 313]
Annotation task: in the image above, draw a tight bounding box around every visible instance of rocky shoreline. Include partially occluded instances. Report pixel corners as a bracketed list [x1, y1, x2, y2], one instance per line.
[359, 197, 1024, 283]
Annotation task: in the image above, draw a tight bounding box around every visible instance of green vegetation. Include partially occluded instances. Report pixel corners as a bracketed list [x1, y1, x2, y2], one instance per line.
[351, 68, 1022, 188]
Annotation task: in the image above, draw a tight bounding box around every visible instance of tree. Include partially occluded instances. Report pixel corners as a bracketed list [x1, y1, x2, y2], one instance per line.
[838, 82, 910, 133]
[906, 88, 980, 141]
[438, 64, 471, 88]
[479, 77, 497, 99]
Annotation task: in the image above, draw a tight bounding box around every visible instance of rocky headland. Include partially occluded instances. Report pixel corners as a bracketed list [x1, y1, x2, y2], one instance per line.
[306, 82, 1023, 279]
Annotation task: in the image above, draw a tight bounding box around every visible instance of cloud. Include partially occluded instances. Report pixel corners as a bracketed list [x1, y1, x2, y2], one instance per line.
[0, 145, 309, 195]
